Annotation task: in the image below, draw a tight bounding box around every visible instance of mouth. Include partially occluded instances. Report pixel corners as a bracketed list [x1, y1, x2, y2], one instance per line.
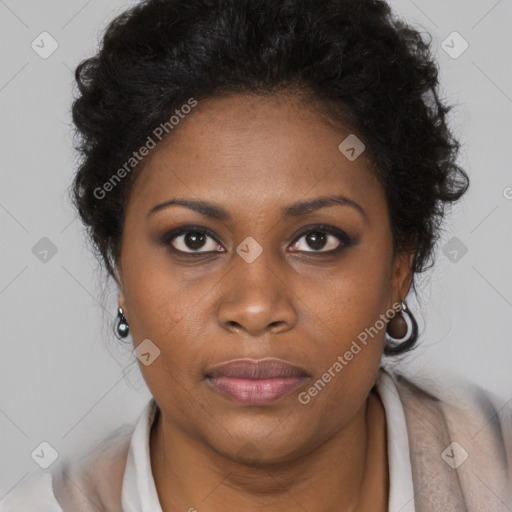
[204, 358, 311, 405]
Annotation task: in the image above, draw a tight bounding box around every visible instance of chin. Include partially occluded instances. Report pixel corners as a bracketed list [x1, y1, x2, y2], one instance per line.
[202, 416, 317, 466]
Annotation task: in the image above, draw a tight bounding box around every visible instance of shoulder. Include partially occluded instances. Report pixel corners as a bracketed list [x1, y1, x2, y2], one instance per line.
[390, 367, 511, 439]
[384, 366, 512, 510]
[0, 425, 133, 512]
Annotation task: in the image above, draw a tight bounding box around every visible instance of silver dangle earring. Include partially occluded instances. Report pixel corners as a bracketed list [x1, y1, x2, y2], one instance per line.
[115, 307, 130, 340]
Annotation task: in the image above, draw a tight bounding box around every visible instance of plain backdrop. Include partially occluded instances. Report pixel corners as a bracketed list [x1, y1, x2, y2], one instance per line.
[1, 0, 511, 498]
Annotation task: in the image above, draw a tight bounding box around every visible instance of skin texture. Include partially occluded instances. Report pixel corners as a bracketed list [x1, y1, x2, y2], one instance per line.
[116, 93, 414, 511]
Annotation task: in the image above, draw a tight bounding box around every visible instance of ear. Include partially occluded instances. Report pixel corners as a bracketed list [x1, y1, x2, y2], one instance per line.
[390, 249, 415, 305]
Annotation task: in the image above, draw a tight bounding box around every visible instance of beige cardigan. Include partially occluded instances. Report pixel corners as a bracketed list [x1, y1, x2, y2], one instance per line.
[391, 371, 512, 511]
[5, 369, 512, 511]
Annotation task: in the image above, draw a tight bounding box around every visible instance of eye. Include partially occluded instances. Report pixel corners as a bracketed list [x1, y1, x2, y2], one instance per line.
[289, 224, 352, 253]
[162, 226, 224, 254]
[161, 224, 355, 256]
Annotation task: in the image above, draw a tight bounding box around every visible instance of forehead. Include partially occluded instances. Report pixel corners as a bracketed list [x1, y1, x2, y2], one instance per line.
[126, 93, 384, 219]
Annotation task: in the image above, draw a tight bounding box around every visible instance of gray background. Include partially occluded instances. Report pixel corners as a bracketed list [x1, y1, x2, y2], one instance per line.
[1, 0, 511, 498]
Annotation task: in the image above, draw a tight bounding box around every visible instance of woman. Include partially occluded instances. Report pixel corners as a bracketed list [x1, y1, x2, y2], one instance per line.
[2, 0, 510, 510]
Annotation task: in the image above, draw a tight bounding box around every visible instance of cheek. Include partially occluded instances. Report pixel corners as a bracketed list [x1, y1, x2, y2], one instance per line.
[120, 241, 224, 397]
[292, 248, 391, 414]
[295, 293, 386, 438]
[296, 240, 392, 346]
[122, 241, 197, 340]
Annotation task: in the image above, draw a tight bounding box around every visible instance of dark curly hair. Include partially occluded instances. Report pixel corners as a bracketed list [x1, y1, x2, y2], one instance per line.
[70, 0, 469, 355]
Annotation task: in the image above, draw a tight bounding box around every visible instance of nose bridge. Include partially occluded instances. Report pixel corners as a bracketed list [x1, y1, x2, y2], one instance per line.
[217, 243, 296, 335]
[231, 243, 283, 305]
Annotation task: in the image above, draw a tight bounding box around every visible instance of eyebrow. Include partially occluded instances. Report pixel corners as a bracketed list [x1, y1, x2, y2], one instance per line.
[147, 195, 368, 223]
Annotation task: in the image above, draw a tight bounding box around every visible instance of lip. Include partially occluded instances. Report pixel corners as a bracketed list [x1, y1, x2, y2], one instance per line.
[204, 358, 310, 405]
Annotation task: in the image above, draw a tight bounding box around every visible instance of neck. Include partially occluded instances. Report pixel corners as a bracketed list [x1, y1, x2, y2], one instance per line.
[150, 390, 388, 512]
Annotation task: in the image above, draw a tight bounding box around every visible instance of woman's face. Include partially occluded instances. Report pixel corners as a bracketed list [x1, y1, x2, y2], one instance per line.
[117, 93, 413, 463]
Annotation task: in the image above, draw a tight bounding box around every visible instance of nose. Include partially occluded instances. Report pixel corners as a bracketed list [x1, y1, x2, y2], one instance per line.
[217, 251, 298, 337]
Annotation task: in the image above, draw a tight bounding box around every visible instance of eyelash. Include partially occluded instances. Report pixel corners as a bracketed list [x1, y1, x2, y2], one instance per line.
[161, 224, 357, 257]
